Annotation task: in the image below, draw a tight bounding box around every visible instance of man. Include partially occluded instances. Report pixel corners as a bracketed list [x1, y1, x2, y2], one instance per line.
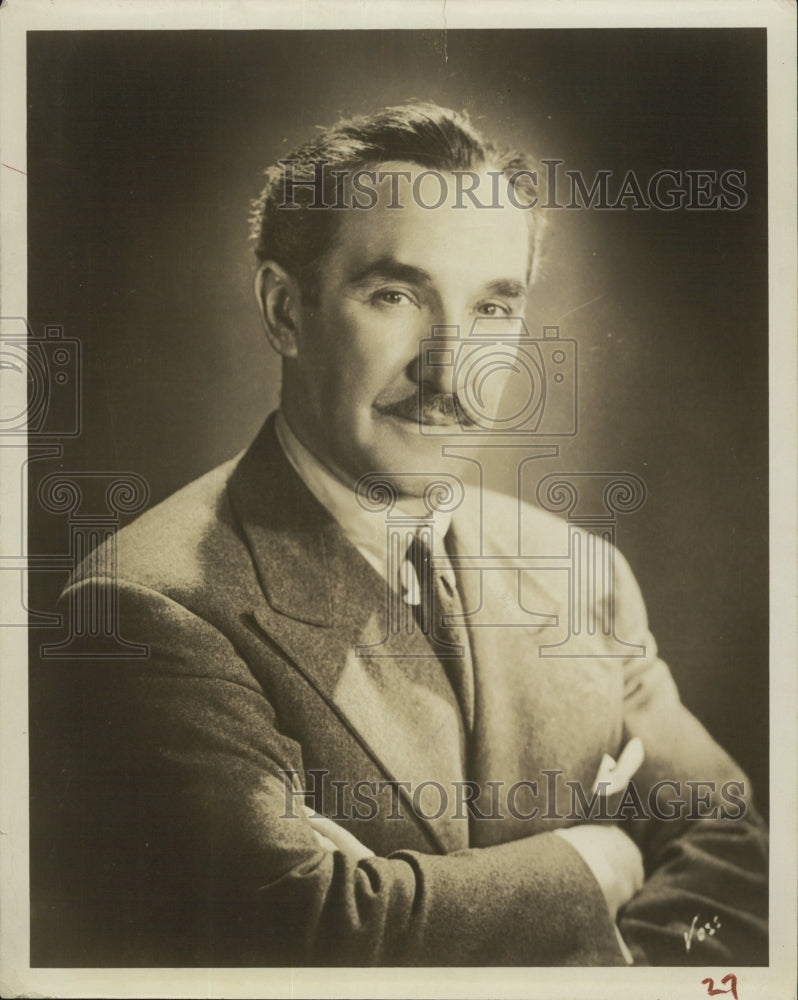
[36, 103, 767, 967]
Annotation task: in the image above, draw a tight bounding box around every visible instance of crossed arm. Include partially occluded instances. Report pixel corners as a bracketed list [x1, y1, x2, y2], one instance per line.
[307, 741, 646, 965]
[39, 565, 768, 967]
[302, 544, 769, 966]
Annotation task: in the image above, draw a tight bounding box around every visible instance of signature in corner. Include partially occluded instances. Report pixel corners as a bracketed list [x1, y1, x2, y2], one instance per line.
[684, 913, 722, 952]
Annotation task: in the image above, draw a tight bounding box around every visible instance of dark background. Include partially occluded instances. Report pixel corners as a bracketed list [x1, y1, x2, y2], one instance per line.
[27, 30, 768, 810]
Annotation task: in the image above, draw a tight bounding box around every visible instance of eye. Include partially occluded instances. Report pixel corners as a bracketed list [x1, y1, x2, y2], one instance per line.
[476, 301, 513, 317]
[373, 289, 415, 307]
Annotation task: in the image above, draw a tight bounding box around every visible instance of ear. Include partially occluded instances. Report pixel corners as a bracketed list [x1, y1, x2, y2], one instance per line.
[254, 261, 301, 358]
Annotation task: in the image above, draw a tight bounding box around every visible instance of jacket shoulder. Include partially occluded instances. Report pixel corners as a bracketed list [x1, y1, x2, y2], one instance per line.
[69, 453, 245, 597]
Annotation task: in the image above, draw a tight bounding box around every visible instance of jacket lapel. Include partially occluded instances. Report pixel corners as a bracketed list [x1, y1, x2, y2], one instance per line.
[227, 416, 469, 853]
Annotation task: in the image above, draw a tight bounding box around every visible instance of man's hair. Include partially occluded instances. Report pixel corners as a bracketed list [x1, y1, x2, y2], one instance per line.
[249, 101, 548, 298]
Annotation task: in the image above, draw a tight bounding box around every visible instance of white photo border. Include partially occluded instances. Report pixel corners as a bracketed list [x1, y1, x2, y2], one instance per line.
[1, 2, 795, 998]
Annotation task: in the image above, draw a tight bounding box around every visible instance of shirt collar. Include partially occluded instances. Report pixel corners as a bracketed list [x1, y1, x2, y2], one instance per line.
[274, 410, 452, 587]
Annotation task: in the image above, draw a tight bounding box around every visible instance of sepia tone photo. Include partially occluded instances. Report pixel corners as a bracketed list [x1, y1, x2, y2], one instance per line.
[1, 4, 796, 999]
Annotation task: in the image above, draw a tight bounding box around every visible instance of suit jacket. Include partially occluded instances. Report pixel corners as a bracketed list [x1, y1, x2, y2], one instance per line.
[33, 414, 768, 967]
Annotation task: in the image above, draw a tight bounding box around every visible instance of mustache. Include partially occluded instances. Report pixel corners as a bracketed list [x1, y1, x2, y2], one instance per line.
[375, 391, 477, 426]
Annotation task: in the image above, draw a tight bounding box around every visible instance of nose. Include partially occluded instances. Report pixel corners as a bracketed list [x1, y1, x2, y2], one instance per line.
[422, 323, 463, 396]
[407, 303, 466, 395]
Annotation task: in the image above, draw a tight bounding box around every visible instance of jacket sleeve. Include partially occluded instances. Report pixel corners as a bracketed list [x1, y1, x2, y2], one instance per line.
[36, 576, 627, 968]
[608, 549, 768, 965]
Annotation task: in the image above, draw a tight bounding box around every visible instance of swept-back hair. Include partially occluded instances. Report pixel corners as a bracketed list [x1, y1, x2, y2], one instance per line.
[250, 101, 548, 295]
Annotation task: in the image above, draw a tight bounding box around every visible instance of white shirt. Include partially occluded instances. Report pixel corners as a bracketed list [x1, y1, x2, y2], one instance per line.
[274, 411, 453, 606]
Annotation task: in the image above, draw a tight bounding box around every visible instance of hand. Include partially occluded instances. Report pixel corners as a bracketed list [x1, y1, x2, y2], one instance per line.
[554, 823, 644, 919]
[303, 805, 376, 862]
[554, 737, 647, 920]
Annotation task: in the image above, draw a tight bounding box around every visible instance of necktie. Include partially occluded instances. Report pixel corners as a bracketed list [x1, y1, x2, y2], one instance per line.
[406, 529, 475, 734]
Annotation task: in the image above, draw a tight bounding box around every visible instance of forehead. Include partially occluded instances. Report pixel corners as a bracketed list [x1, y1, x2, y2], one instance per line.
[328, 164, 532, 285]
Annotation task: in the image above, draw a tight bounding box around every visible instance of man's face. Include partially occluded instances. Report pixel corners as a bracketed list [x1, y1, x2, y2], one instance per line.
[281, 164, 532, 495]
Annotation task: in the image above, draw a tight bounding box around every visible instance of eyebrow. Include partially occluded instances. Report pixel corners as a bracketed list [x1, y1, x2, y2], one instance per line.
[346, 257, 432, 287]
[483, 279, 528, 300]
[346, 256, 528, 298]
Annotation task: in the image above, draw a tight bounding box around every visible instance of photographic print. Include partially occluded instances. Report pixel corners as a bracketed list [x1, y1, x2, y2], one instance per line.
[1, 2, 795, 998]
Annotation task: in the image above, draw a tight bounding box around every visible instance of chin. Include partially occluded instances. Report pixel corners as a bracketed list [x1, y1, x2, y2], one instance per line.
[354, 443, 467, 505]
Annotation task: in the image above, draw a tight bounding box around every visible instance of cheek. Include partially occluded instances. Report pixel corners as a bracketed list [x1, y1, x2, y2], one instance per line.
[319, 307, 418, 399]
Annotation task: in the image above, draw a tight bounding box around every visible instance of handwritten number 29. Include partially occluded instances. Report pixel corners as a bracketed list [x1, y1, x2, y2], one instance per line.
[702, 973, 739, 1000]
